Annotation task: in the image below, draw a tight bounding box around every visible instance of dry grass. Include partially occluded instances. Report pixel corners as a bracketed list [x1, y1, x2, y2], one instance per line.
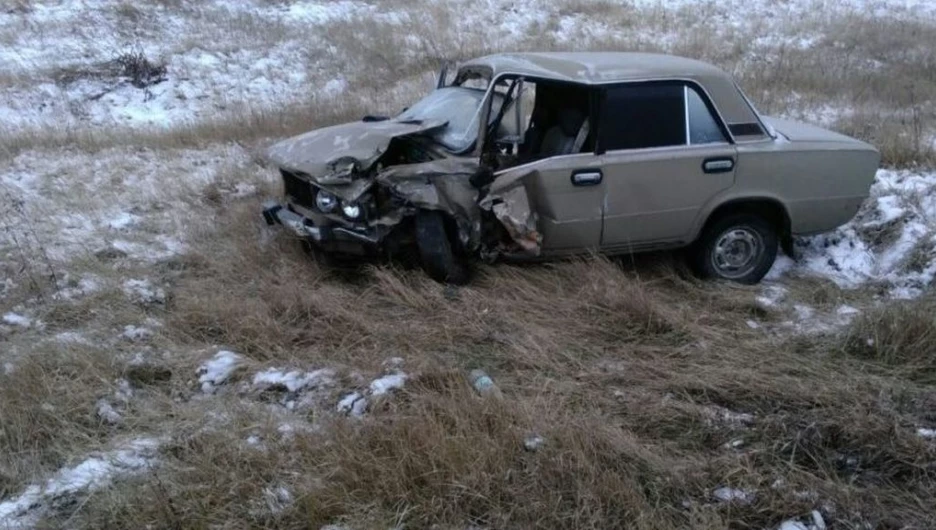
[17, 202, 920, 528]
[840, 297, 936, 382]
[2, 0, 936, 528]
[0, 342, 130, 496]
[2, 201, 934, 527]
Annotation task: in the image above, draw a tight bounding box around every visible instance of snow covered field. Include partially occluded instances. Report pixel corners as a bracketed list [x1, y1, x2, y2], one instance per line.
[1, 0, 935, 528]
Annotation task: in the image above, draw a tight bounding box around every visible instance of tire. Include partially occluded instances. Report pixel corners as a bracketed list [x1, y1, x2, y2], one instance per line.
[690, 213, 778, 284]
[414, 210, 470, 285]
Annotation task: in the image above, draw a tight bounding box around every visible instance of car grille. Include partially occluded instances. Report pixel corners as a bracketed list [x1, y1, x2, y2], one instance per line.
[281, 170, 316, 208]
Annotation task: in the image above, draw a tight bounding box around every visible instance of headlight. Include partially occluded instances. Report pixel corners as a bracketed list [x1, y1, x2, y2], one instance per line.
[341, 201, 362, 220]
[315, 190, 338, 213]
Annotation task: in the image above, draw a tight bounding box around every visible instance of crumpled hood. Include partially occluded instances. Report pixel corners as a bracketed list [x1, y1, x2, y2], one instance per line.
[266, 118, 447, 184]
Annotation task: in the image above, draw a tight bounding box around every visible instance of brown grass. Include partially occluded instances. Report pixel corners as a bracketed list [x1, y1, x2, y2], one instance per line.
[2, 198, 934, 527]
[3, 0, 936, 528]
[0, 343, 127, 496]
[31, 202, 925, 528]
[840, 296, 936, 382]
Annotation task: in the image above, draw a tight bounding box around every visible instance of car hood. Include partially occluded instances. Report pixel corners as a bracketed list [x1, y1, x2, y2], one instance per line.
[266, 118, 448, 184]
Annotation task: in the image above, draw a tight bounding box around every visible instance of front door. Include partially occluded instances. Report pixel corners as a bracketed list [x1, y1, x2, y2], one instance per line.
[595, 81, 737, 251]
[494, 153, 605, 253]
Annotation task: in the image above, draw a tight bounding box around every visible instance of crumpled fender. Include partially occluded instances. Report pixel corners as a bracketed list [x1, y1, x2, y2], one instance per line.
[267, 118, 543, 255]
[479, 168, 542, 255]
[376, 158, 482, 250]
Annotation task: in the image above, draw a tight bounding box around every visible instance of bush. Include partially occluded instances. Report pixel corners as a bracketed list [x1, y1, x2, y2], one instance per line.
[109, 51, 167, 89]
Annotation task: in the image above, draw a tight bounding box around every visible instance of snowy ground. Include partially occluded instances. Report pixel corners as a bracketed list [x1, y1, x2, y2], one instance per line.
[2, 0, 935, 132]
[1, 0, 935, 528]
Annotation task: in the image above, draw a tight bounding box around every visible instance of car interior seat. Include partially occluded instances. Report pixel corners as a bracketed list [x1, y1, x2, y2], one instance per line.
[539, 108, 586, 157]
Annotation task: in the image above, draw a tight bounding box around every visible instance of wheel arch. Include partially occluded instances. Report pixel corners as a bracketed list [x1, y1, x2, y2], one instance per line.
[694, 197, 792, 249]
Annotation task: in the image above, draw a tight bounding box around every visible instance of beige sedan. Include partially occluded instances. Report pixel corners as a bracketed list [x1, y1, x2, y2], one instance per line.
[263, 52, 880, 284]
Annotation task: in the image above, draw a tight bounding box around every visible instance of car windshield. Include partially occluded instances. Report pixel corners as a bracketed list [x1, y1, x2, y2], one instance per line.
[396, 86, 503, 152]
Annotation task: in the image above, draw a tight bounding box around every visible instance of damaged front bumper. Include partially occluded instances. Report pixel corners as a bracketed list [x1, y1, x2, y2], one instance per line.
[261, 200, 382, 247]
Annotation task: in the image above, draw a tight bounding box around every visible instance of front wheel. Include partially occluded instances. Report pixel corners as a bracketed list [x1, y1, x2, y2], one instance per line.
[690, 213, 778, 284]
[414, 210, 470, 285]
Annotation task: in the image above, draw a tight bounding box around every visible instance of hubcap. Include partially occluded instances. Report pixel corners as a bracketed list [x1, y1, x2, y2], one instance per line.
[711, 227, 762, 279]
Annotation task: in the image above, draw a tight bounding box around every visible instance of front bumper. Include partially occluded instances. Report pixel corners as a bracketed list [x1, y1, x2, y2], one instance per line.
[261, 200, 382, 246]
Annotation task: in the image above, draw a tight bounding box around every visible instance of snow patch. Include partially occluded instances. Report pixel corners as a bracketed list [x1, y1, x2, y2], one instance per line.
[524, 435, 545, 452]
[337, 391, 367, 417]
[369, 373, 407, 396]
[2, 312, 31, 328]
[765, 254, 796, 280]
[121, 325, 152, 341]
[777, 510, 827, 530]
[712, 486, 755, 504]
[197, 350, 243, 393]
[0, 438, 159, 526]
[253, 368, 334, 393]
[794, 169, 936, 297]
[53, 276, 102, 301]
[756, 285, 787, 308]
[105, 211, 139, 231]
[96, 400, 122, 424]
[122, 278, 166, 305]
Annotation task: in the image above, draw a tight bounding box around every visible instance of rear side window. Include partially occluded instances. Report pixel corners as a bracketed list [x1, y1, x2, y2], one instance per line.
[600, 84, 685, 151]
[599, 82, 729, 151]
[687, 86, 728, 144]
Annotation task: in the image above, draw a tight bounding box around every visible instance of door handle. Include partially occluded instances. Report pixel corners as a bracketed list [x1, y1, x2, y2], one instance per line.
[571, 170, 602, 186]
[702, 157, 734, 174]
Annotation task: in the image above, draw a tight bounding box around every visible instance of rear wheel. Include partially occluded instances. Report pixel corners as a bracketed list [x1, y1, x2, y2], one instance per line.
[690, 213, 777, 284]
[414, 210, 470, 285]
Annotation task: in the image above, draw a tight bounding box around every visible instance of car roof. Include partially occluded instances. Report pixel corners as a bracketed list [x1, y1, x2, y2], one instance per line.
[459, 52, 728, 84]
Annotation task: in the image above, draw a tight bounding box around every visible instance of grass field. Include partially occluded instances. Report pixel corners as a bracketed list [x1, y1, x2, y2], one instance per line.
[1, 0, 935, 528]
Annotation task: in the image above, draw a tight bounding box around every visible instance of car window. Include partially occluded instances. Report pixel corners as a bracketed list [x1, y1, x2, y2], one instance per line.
[687, 86, 727, 144]
[600, 84, 686, 151]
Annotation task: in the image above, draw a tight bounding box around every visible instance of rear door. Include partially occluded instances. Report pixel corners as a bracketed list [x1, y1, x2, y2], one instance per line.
[596, 82, 737, 251]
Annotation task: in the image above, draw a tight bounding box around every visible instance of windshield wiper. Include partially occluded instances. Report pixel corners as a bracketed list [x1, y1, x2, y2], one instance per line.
[396, 118, 424, 125]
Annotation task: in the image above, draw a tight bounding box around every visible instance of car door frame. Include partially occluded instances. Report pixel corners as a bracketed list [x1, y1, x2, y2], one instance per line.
[484, 79, 608, 255]
[590, 78, 739, 251]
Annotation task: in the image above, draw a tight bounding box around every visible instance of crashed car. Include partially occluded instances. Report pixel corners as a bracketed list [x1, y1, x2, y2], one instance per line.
[263, 52, 879, 284]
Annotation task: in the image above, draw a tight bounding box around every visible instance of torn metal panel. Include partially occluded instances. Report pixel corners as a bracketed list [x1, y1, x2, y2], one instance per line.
[376, 158, 483, 249]
[479, 167, 543, 254]
[265, 115, 542, 254]
[490, 187, 541, 254]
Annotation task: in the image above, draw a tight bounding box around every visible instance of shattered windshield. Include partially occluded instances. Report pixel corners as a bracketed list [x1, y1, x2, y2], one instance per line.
[397, 86, 503, 153]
